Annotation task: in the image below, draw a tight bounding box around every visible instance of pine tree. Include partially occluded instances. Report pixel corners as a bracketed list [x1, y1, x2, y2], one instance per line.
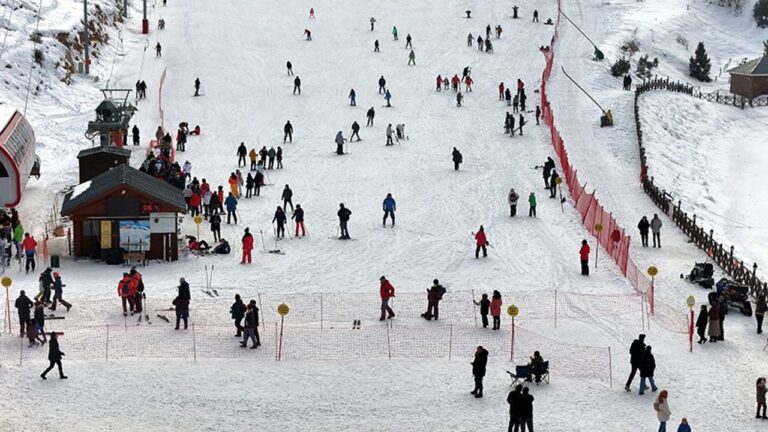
[610, 58, 630, 77]
[755, 0, 768, 28]
[689, 42, 712, 82]
[635, 55, 659, 80]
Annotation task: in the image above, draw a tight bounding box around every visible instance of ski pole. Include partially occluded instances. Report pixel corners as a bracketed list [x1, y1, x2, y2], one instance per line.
[260, 230, 267, 252]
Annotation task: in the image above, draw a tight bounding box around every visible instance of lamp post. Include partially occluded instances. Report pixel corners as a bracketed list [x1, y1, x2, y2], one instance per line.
[507, 304, 519, 361]
[647, 266, 658, 315]
[277, 303, 289, 360]
[2, 277, 12, 334]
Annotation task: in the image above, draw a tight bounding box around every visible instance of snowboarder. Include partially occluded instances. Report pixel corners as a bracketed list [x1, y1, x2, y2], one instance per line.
[132, 125, 140, 146]
[508, 188, 520, 217]
[452, 147, 463, 170]
[241, 301, 261, 348]
[625, 333, 646, 391]
[473, 293, 490, 328]
[528, 192, 537, 217]
[650, 214, 662, 247]
[456, 92, 463, 107]
[384, 89, 392, 107]
[379, 276, 395, 320]
[392, 26, 398, 40]
[237, 142, 247, 167]
[366, 107, 375, 126]
[386, 124, 394, 146]
[304, 29, 312, 40]
[351, 121, 361, 141]
[407, 49, 416, 66]
[536, 105, 541, 125]
[335, 131, 346, 155]
[639, 345, 658, 395]
[281, 184, 294, 212]
[337, 203, 352, 239]
[49, 272, 71, 312]
[225, 192, 238, 224]
[637, 216, 650, 247]
[405, 33, 412, 49]
[273, 206, 287, 239]
[230, 294, 246, 337]
[194, 78, 201, 96]
[283, 121, 293, 143]
[370, 17, 376, 31]
[425, 279, 446, 320]
[348, 89, 356, 106]
[292, 204, 306, 237]
[173, 294, 189, 330]
[286, 61, 293, 75]
[15, 290, 32, 337]
[378, 75, 386, 94]
[533, 9, 539, 22]
[382, 193, 396, 227]
[579, 240, 590, 275]
[491, 291, 502, 330]
[155, 42, 162, 57]
[474, 226, 488, 259]
[241, 228, 253, 264]
[40, 332, 66, 380]
[470, 345, 488, 398]
[293, 76, 302, 95]
[695, 305, 708, 344]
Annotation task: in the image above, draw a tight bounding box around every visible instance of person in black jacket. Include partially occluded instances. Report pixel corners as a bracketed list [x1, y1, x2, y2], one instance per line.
[517, 387, 534, 431]
[292, 204, 306, 237]
[542, 157, 555, 189]
[237, 143, 247, 167]
[40, 268, 54, 305]
[173, 295, 190, 330]
[695, 305, 708, 344]
[240, 300, 261, 348]
[230, 294, 246, 337]
[351, 121, 361, 142]
[366, 107, 376, 126]
[283, 121, 293, 143]
[15, 290, 33, 337]
[470, 345, 489, 398]
[625, 334, 646, 391]
[132, 125, 140, 146]
[177, 278, 191, 300]
[273, 206, 287, 239]
[378, 75, 386, 94]
[293, 76, 301, 95]
[210, 213, 222, 242]
[507, 384, 523, 432]
[473, 293, 491, 328]
[337, 203, 352, 239]
[637, 216, 650, 247]
[282, 185, 294, 212]
[49, 272, 71, 312]
[452, 147, 463, 171]
[40, 332, 66, 380]
[33, 301, 47, 344]
[639, 345, 658, 395]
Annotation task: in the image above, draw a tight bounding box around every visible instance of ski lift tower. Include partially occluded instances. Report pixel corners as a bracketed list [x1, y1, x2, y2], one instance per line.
[85, 89, 137, 148]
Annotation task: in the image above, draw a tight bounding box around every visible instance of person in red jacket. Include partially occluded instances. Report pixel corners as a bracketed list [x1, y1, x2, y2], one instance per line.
[451, 74, 461, 92]
[22, 233, 38, 274]
[490, 290, 502, 330]
[189, 191, 201, 217]
[241, 228, 254, 264]
[379, 276, 396, 321]
[117, 273, 136, 316]
[498, 82, 505, 100]
[435, 75, 443, 92]
[474, 225, 488, 258]
[579, 239, 591, 276]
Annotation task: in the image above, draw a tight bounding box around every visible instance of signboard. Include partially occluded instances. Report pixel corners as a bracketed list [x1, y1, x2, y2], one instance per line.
[100, 221, 112, 249]
[119, 220, 150, 252]
[150, 212, 177, 234]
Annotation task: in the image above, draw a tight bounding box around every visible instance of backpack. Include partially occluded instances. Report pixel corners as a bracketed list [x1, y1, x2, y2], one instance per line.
[121, 281, 131, 296]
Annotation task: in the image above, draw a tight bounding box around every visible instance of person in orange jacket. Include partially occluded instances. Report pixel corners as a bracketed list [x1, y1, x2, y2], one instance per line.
[130, 267, 144, 315]
[474, 225, 488, 258]
[579, 239, 591, 276]
[228, 173, 239, 197]
[379, 276, 395, 321]
[117, 273, 137, 316]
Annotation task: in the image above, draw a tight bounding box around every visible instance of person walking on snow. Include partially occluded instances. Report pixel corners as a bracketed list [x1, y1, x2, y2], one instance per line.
[40, 332, 66, 380]
[456, 92, 464, 107]
[543, 157, 555, 189]
[241, 228, 253, 264]
[335, 131, 346, 155]
[533, 9, 539, 22]
[507, 384, 523, 431]
[384, 89, 392, 107]
[425, 279, 446, 320]
[379, 276, 396, 320]
[293, 76, 302, 95]
[392, 26, 398, 40]
[382, 193, 396, 227]
[528, 192, 537, 217]
[132, 125, 140, 146]
[309, 7, 315, 18]
[241, 301, 261, 348]
[755, 295, 767, 334]
[470, 345, 489, 398]
[436, 75, 443, 92]
[117, 273, 136, 316]
[225, 192, 238, 224]
[194, 78, 201, 96]
[283, 121, 293, 143]
[370, 17, 376, 31]
[281, 184, 294, 212]
[490, 290, 502, 330]
[304, 29, 312, 40]
[22, 233, 37, 274]
[378, 76, 386, 94]
[452, 147, 463, 170]
[474, 226, 488, 259]
[292, 204, 306, 237]
[625, 333, 646, 391]
[638, 216, 650, 247]
[513, 94, 519, 113]
[498, 82, 505, 101]
[654, 391, 671, 432]
[451, 74, 461, 92]
[464, 75, 474, 92]
[508, 188, 520, 217]
[639, 345, 658, 395]
[366, 107, 375, 126]
[707, 302, 721, 342]
[407, 50, 416, 66]
[273, 206, 287, 239]
[286, 61, 293, 75]
[386, 124, 394, 146]
[155, 42, 162, 57]
[337, 203, 352, 239]
[579, 239, 591, 275]
[467, 33, 473, 47]
[49, 272, 71, 312]
[505, 88, 512, 106]
[230, 294, 246, 337]
[536, 105, 541, 125]
[650, 214, 662, 247]
[405, 33, 412, 49]
[374, 39, 380, 52]
[549, 171, 559, 198]
[351, 121, 361, 141]
[15, 290, 33, 337]
[349, 89, 356, 106]
[477, 35, 484, 51]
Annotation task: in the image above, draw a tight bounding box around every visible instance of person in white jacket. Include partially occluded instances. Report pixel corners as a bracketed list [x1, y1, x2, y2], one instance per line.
[386, 124, 394, 146]
[654, 390, 671, 432]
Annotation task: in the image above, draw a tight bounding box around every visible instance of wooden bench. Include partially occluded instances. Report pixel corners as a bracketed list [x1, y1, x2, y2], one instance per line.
[123, 251, 147, 267]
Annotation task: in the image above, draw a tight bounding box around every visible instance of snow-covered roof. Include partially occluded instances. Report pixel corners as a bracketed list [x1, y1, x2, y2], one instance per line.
[728, 56, 768, 76]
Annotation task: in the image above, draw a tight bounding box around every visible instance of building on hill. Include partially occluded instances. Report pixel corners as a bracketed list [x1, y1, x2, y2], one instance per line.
[728, 56, 768, 99]
[77, 146, 131, 183]
[61, 164, 186, 264]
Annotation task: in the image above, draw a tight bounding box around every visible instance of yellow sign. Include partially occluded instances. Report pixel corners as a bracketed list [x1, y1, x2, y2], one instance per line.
[1, 276, 11, 288]
[100, 221, 112, 249]
[277, 303, 289, 316]
[507, 304, 519, 317]
[647, 266, 658, 277]
[686, 295, 696, 308]
[555, 176, 563, 185]
[594, 223, 603, 232]
[193, 215, 203, 225]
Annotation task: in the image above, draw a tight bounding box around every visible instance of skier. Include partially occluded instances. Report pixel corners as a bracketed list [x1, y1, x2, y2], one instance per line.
[452, 147, 463, 170]
[654, 391, 671, 432]
[758, 378, 767, 419]
[172, 294, 190, 330]
[155, 42, 162, 57]
[241, 228, 253, 264]
[624, 334, 646, 391]
[436, 75, 443, 92]
[384, 89, 392, 107]
[286, 61, 293, 75]
[484, 38, 492, 53]
[695, 305, 708, 344]
[117, 273, 136, 316]
[528, 192, 537, 217]
[395, 124, 405, 141]
[281, 184, 294, 212]
[498, 82, 505, 100]
[505, 88, 512, 106]
[517, 78, 525, 96]
[382, 193, 396, 227]
[40, 332, 66, 380]
[267, 147, 276, 169]
[474, 226, 488, 259]
[337, 203, 352, 239]
[536, 105, 541, 125]
[543, 157, 555, 189]
[241, 301, 261, 348]
[273, 206, 287, 239]
[283, 121, 293, 143]
[508, 188, 520, 217]
[470, 345, 488, 398]
[451, 74, 460, 92]
[464, 75, 473, 92]
[370, 17, 376, 31]
[405, 33, 412, 49]
[194, 78, 201, 96]
[533, 9, 539, 22]
[386, 124, 394, 146]
[49, 272, 71, 312]
[425, 279, 446, 320]
[351, 121, 361, 141]
[485, 24, 491, 39]
[335, 131, 346, 155]
[292, 204, 306, 237]
[15, 290, 33, 337]
[650, 214, 662, 247]
[367, 107, 375, 126]
[473, 293, 490, 328]
[491, 290, 502, 330]
[22, 233, 37, 274]
[407, 49, 416, 66]
[225, 192, 238, 224]
[374, 39, 380, 52]
[477, 35, 484, 51]
[513, 94, 519, 113]
[230, 294, 246, 337]
[392, 26, 398, 40]
[639, 345, 658, 395]
[637, 216, 650, 247]
[378, 76, 386, 94]
[495, 25, 503, 39]
[443, 76, 449, 90]
[237, 142, 247, 167]
[456, 92, 463, 107]
[379, 276, 396, 320]
[579, 240, 590, 276]
[304, 29, 311, 40]
[467, 33, 473, 47]
[132, 125, 140, 146]
[293, 76, 302, 95]
[348, 89, 356, 106]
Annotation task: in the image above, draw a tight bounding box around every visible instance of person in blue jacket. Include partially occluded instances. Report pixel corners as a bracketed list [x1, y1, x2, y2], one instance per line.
[225, 192, 238, 224]
[382, 193, 396, 227]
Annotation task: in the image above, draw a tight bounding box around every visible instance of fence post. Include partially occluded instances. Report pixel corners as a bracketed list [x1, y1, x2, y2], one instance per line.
[553, 289, 558, 328]
[106, 325, 109, 361]
[448, 324, 453, 360]
[386, 323, 392, 359]
[608, 346, 613, 388]
[192, 324, 197, 361]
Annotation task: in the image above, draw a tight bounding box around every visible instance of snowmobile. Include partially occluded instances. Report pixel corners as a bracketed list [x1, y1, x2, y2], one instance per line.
[707, 278, 753, 316]
[681, 262, 714, 289]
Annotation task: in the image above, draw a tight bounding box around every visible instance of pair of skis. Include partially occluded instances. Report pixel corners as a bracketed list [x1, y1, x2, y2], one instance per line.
[202, 265, 219, 297]
[260, 230, 286, 255]
[137, 293, 151, 325]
